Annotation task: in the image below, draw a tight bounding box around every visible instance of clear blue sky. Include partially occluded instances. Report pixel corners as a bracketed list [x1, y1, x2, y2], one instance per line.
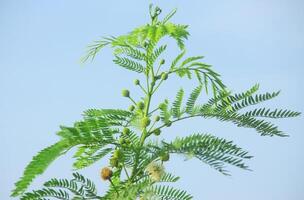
[1, 0, 303, 199]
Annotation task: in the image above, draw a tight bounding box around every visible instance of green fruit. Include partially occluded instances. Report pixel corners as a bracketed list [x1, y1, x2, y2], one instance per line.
[160, 152, 170, 162]
[161, 73, 168, 80]
[134, 79, 140, 85]
[153, 129, 161, 136]
[154, 115, 160, 122]
[160, 59, 165, 65]
[141, 117, 151, 128]
[128, 105, 135, 111]
[122, 127, 130, 135]
[137, 101, 145, 110]
[122, 89, 130, 97]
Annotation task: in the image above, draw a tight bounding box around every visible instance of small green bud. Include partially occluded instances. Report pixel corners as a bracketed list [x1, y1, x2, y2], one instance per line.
[161, 73, 168, 80]
[153, 128, 161, 136]
[134, 79, 140, 85]
[110, 157, 119, 168]
[122, 127, 130, 135]
[160, 59, 165, 65]
[160, 152, 170, 162]
[154, 115, 160, 122]
[137, 101, 145, 110]
[141, 117, 151, 128]
[128, 105, 135, 111]
[122, 89, 130, 97]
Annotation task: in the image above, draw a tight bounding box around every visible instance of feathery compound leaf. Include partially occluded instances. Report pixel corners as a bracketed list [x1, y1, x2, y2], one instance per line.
[12, 140, 71, 196]
[114, 46, 146, 61]
[113, 56, 145, 73]
[81, 37, 114, 62]
[172, 88, 185, 118]
[244, 108, 301, 118]
[186, 85, 202, 114]
[146, 185, 193, 200]
[164, 134, 252, 175]
[73, 147, 113, 169]
[232, 91, 280, 111]
[21, 188, 70, 200]
[22, 173, 99, 200]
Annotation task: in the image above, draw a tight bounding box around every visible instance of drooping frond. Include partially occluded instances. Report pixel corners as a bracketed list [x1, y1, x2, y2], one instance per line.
[21, 173, 100, 200]
[81, 37, 114, 62]
[163, 134, 252, 175]
[198, 86, 300, 137]
[12, 140, 71, 196]
[169, 55, 226, 96]
[113, 56, 145, 73]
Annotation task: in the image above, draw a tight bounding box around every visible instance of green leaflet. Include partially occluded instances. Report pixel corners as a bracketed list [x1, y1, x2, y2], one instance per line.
[12, 140, 72, 196]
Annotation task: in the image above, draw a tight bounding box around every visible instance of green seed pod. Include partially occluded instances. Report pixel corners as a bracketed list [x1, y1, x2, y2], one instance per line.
[154, 115, 160, 122]
[160, 59, 165, 65]
[141, 117, 151, 128]
[158, 102, 165, 109]
[160, 152, 170, 162]
[122, 89, 130, 97]
[153, 128, 161, 136]
[137, 101, 145, 110]
[134, 79, 140, 85]
[128, 105, 135, 112]
[161, 73, 168, 80]
[122, 127, 130, 135]
[110, 157, 119, 168]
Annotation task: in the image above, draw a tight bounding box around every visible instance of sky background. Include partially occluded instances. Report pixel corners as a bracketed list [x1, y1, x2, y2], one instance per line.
[1, 0, 304, 199]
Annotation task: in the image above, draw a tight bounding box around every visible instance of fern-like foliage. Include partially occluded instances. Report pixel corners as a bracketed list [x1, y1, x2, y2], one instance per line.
[12, 141, 71, 196]
[21, 173, 100, 200]
[164, 134, 252, 175]
[13, 4, 300, 200]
